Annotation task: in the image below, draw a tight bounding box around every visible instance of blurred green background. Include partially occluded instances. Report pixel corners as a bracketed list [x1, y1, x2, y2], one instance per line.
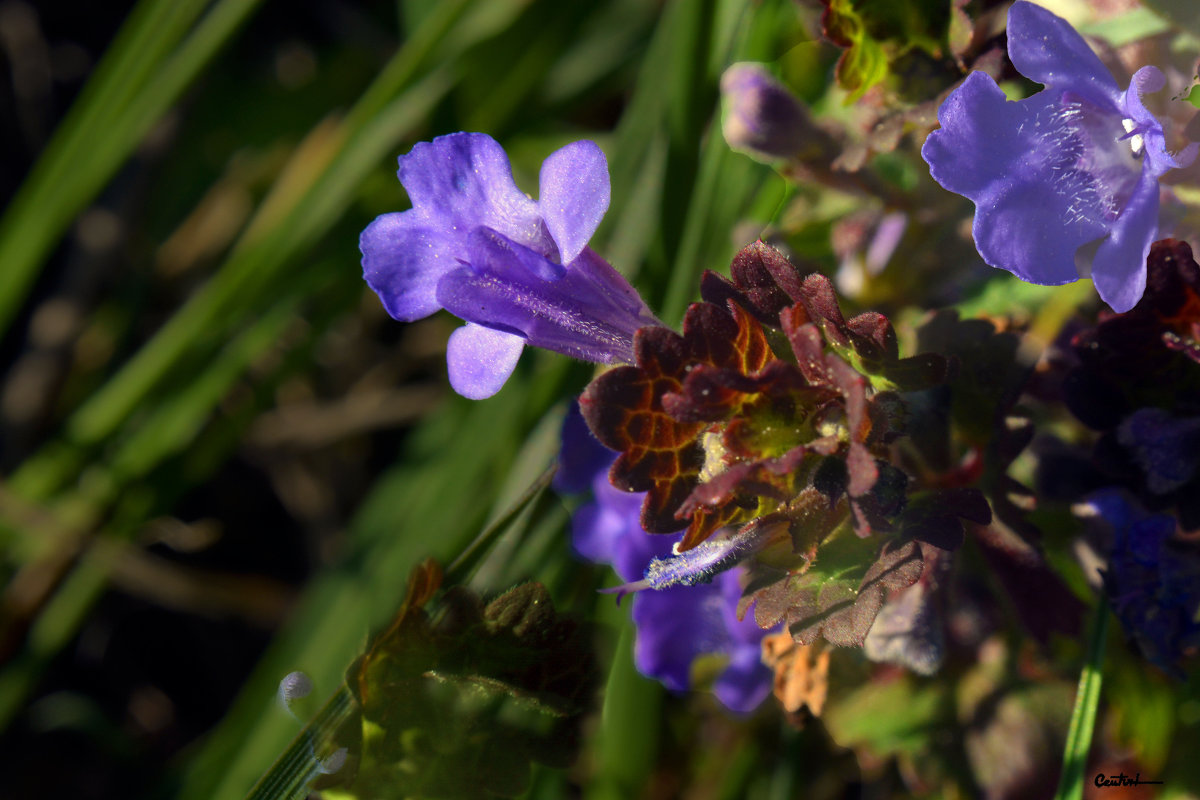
[0, 0, 814, 797]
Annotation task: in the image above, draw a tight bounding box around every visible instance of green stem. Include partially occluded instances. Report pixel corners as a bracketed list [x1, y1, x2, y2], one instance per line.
[242, 685, 356, 800]
[1054, 594, 1110, 800]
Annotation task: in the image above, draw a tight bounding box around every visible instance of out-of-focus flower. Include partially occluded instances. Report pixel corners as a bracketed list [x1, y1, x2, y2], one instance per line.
[1117, 408, 1200, 495]
[1083, 490, 1200, 674]
[922, 1, 1197, 312]
[360, 133, 659, 399]
[834, 209, 908, 297]
[1055, 241, 1200, 529]
[720, 63, 811, 161]
[558, 406, 774, 713]
[863, 576, 944, 676]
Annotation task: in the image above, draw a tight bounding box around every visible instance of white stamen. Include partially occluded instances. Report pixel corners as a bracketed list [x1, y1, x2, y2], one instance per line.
[1122, 118, 1145, 156]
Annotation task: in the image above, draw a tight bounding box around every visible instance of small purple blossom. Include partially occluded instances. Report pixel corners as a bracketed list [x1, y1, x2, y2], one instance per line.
[360, 133, 658, 399]
[720, 63, 810, 161]
[1117, 407, 1200, 495]
[558, 406, 775, 713]
[1084, 490, 1200, 674]
[922, 1, 1197, 312]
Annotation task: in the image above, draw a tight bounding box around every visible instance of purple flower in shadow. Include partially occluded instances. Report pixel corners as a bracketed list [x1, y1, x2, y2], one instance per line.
[922, 1, 1197, 312]
[1084, 490, 1200, 675]
[558, 405, 775, 713]
[361, 133, 658, 398]
[1117, 408, 1200, 495]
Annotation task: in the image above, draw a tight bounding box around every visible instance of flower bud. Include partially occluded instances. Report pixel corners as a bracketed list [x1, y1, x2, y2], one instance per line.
[720, 63, 809, 160]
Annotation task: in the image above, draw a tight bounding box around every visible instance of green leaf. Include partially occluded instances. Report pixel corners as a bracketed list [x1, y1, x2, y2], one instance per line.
[823, 0, 890, 102]
[824, 674, 947, 756]
[324, 568, 598, 800]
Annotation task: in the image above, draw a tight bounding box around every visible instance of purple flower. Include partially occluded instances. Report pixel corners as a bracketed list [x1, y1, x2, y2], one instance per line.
[922, 1, 1197, 312]
[558, 407, 775, 713]
[360, 133, 659, 399]
[1084, 490, 1200, 674]
[720, 63, 810, 160]
[1117, 408, 1200, 495]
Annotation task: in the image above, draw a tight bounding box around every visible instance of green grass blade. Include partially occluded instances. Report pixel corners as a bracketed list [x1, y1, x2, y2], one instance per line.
[242, 686, 355, 800]
[7, 67, 453, 502]
[9, 0, 534, 501]
[1055, 595, 1110, 800]
[0, 0, 257, 336]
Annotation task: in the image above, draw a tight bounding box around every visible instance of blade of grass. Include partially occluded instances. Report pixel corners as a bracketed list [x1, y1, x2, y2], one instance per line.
[444, 464, 557, 586]
[0, 292, 306, 725]
[7, 67, 453, 502]
[585, 621, 663, 800]
[0, 0, 259, 337]
[241, 685, 356, 800]
[0, 0, 604, 740]
[1054, 595, 1110, 800]
[10, 0, 533, 502]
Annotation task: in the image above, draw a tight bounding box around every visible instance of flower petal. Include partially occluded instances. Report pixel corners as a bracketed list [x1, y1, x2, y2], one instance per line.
[555, 401, 619, 495]
[923, 72, 1035, 202]
[924, 74, 1107, 285]
[572, 476, 650, 579]
[713, 573, 772, 712]
[445, 323, 524, 399]
[1091, 167, 1159, 312]
[538, 140, 610, 264]
[632, 586, 728, 692]
[398, 133, 554, 259]
[972, 170, 1104, 286]
[713, 645, 773, 713]
[1117, 408, 1200, 494]
[1006, 1, 1120, 111]
[360, 213, 458, 321]
[1123, 66, 1198, 175]
[439, 228, 649, 364]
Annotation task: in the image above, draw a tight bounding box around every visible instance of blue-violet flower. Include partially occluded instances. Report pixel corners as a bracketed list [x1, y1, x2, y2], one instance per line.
[1117, 407, 1200, 495]
[922, 1, 1197, 312]
[720, 63, 810, 161]
[1084, 490, 1200, 674]
[360, 133, 659, 399]
[558, 405, 775, 713]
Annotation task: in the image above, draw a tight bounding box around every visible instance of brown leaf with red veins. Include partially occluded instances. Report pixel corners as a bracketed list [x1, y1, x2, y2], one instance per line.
[579, 300, 773, 539]
[780, 310, 830, 385]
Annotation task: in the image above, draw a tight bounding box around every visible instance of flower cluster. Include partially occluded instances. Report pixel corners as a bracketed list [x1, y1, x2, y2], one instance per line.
[923, 1, 1197, 312]
[346, 1, 1200, 792]
[578, 239, 993, 655]
[361, 133, 995, 708]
